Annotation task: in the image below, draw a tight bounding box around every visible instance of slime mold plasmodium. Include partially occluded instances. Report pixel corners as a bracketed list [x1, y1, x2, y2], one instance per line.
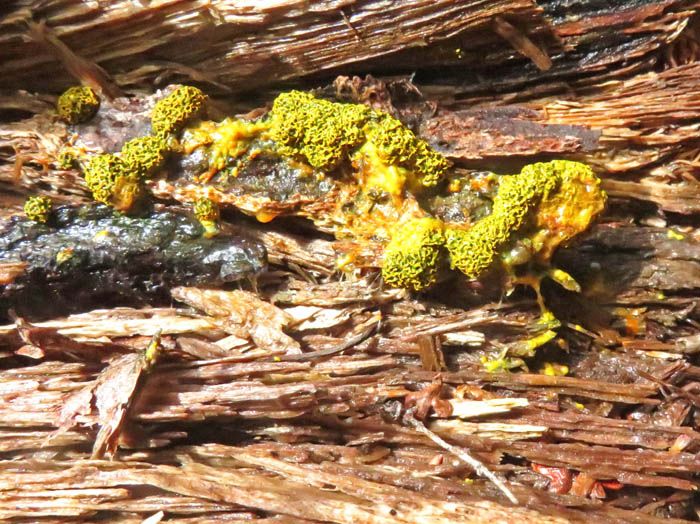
[57, 86, 100, 124]
[80, 87, 195, 210]
[24, 196, 52, 223]
[67, 85, 605, 301]
[193, 197, 220, 237]
[151, 85, 208, 137]
[381, 160, 606, 293]
[83, 135, 169, 210]
[382, 217, 445, 291]
[269, 91, 449, 196]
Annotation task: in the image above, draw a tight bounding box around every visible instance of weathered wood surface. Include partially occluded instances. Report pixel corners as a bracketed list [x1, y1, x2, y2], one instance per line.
[1, 1, 700, 523]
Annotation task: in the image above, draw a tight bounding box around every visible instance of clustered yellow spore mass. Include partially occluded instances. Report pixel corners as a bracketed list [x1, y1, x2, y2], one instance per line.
[82, 86, 205, 210]
[193, 197, 220, 237]
[382, 218, 445, 290]
[24, 195, 52, 223]
[120, 136, 169, 179]
[381, 161, 606, 290]
[270, 91, 371, 171]
[83, 135, 170, 210]
[268, 90, 449, 189]
[57, 86, 100, 124]
[151, 86, 208, 137]
[445, 163, 558, 278]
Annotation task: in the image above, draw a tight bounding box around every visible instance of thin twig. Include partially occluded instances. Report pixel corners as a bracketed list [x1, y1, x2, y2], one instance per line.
[403, 410, 519, 504]
[276, 315, 380, 362]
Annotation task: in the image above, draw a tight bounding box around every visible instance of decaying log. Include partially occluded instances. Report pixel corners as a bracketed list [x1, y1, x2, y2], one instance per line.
[1, 1, 700, 523]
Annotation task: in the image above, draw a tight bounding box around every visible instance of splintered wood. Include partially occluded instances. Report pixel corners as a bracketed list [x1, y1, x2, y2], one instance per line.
[1, 1, 700, 523]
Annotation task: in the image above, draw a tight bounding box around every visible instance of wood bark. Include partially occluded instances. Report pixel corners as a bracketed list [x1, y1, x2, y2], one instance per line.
[1, 1, 700, 523]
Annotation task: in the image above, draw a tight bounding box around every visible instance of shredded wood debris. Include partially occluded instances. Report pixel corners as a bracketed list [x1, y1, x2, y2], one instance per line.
[1, 2, 700, 523]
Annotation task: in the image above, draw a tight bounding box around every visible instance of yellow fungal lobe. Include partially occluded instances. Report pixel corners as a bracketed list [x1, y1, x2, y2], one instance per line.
[83, 154, 141, 211]
[255, 210, 279, 223]
[381, 217, 445, 291]
[667, 229, 684, 241]
[525, 329, 557, 351]
[151, 86, 207, 137]
[480, 354, 525, 373]
[56, 247, 74, 264]
[82, 128, 171, 211]
[269, 90, 371, 171]
[193, 197, 220, 237]
[527, 160, 607, 263]
[268, 91, 449, 193]
[57, 86, 99, 124]
[120, 135, 169, 179]
[24, 196, 52, 223]
[540, 362, 568, 376]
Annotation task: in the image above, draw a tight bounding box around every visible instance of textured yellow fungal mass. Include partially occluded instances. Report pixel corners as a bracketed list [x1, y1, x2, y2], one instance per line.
[151, 86, 207, 137]
[193, 197, 220, 237]
[445, 160, 606, 279]
[83, 136, 170, 211]
[445, 164, 558, 278]
[268, 91, 448, 193]
[57, 86, 99, 124]
[362, 113, 448, 188]
[24, 196, 52, 223]
[381, 217, 445, 291]
[83, 154, 141, 211]
[526, 160, 607, 263]
[269, 90, 371, 171]
[121, 135, 169, 179]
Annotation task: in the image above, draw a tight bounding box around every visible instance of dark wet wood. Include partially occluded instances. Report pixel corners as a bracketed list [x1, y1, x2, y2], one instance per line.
[1, 2, 700, 523]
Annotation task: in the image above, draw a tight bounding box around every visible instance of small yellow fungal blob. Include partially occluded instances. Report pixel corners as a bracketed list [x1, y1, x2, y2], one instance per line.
[255, 210, 279, 223]
[83, 154, 141, 211]
[480, 354, 525, 373]
[120, 135, 169, 179]
[144, 331, 162, 368]
[93, 230, 110, 241]
[57, 86, 99, 124]
[525, 330, 558, 351]
[24, 196, 52, 223]
[448, 178, 462, 193]
[193, 197, 220, 237]
[540, 362, 569, 376]
[547, 268, 581, 293]
[382, 217, 445, 291]
[336, 253, 355, 270]
[667, 229, 684, 241]
[151, 86, 207, 137]
[56, 247, 74, 264]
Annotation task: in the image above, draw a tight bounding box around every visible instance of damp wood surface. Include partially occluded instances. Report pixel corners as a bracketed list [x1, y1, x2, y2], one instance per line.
[2, 1, 700, 523]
